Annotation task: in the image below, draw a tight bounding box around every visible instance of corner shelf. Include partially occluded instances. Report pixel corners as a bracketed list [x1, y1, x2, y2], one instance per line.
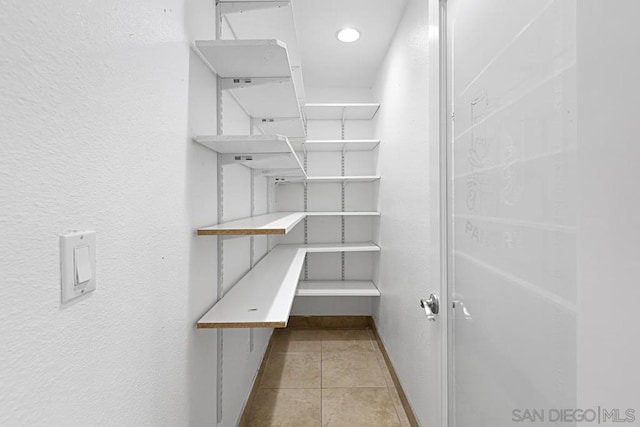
[303, 103, 380, 120]
[197, 212, 305, 236]
[296, 281, 381, 297]
[196, 242, 380, 328]
[193, 39, 304, 137]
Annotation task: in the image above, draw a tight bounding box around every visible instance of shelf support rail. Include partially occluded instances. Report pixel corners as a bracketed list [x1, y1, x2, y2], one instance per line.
[303, 116, 309, 280]
[340, 109, 346, 280]
[215, 5, 224, 421]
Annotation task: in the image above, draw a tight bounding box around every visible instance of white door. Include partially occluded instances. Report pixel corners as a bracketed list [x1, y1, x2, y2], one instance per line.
[445, 1, 578, 425]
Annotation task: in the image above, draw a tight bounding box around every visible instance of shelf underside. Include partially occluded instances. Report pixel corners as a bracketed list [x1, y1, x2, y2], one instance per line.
[223, 2, 305, 103]
[293, 139, 381, 152]
[193, 135, 306, 176]
[303, 103, 380, 120]
[193, 39, 305, 137]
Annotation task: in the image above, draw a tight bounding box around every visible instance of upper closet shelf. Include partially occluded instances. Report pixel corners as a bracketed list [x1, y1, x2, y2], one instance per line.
[193, 135, 306, 177]
[197, 212, 305, 236]
[194, 135, 293, 154]
[303, 103, 380, 120]
[292, 139, 381, 152]
[221, 0, 305, 104]
[195, 39, 290, 78]
[218, 0, 290, 15]
[193, 39, 305, 136]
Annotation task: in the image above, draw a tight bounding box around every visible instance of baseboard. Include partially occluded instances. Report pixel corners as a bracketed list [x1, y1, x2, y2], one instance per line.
[370, 320, 420, 427]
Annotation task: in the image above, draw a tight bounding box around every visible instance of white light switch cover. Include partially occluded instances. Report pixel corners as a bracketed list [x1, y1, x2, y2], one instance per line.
[60, 231, 96, 303]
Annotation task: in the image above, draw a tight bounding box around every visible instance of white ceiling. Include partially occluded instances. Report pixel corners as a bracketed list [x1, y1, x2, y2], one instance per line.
[292, 0, 408, 89]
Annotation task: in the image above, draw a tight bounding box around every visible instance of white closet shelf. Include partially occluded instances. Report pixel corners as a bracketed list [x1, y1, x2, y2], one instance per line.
[194, 135, 293, 154]
[305, 211, 380, 217]
[296, 281, 381, 297]
[196, 213, 379, 236]
[290, 242, 380, 253]
[194, 39, 291, 78]
[197, 212, 305, 236]
[277, 176, 381, 184]
[292, 139, 381, 152]
[193, 135, 306, 176]
[196, 242, 379, 328]
[193, 39, 305, 136]
[219, 0, 290, 15]
[222, 0, 305, 104]
[303, 103, 380, 120]
[197, 245, 306, 328]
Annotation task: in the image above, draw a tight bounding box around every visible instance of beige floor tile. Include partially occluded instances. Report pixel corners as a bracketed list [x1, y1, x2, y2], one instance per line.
[260, 352, 321, 389]
[322, 388, 401, 427]
[322, 351, 387, 388]
[272, 329, 322, 353]
[247, 388, 321, 427]
[321, 329, 375, 352]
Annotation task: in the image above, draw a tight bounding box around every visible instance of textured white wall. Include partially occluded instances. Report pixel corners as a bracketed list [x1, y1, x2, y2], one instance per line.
[0, 0, 222, 425]
[372, 0, 442, 424]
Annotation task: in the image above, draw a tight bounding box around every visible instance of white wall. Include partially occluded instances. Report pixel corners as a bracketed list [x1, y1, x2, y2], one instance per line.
[577, 1, 640, 422]
[0, 0, 220, 425]
[372, 0, 441, 425]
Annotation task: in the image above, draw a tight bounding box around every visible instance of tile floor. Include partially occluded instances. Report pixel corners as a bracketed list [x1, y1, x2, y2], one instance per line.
[243, 322, 412, 427]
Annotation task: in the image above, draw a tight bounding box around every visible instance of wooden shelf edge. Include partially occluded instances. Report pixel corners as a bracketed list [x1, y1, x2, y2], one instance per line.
[197, 212, 305, 236]
[197, 320, 287, 329]
[197, 228, 287, 236]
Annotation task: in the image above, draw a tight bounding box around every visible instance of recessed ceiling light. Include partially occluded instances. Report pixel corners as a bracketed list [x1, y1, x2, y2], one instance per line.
[336, 28, 360, 43]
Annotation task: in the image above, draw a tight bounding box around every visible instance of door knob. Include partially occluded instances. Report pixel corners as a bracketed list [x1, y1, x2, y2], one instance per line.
[420, 293, 439, 321]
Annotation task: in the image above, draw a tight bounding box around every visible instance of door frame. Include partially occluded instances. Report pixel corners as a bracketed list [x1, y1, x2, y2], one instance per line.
[432, 0, 453, 425]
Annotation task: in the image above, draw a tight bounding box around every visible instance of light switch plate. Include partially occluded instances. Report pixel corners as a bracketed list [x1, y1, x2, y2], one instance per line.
[60, 230, 96, 304]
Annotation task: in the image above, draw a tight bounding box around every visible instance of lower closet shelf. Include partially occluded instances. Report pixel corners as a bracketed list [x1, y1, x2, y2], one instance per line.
[296, 281, 380, 297]
[197, 245, 306, 329]
[196, 242, 381, 329]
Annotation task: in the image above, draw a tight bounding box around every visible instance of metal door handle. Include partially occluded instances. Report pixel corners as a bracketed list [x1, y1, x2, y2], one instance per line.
[420, 293, 439, 321]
